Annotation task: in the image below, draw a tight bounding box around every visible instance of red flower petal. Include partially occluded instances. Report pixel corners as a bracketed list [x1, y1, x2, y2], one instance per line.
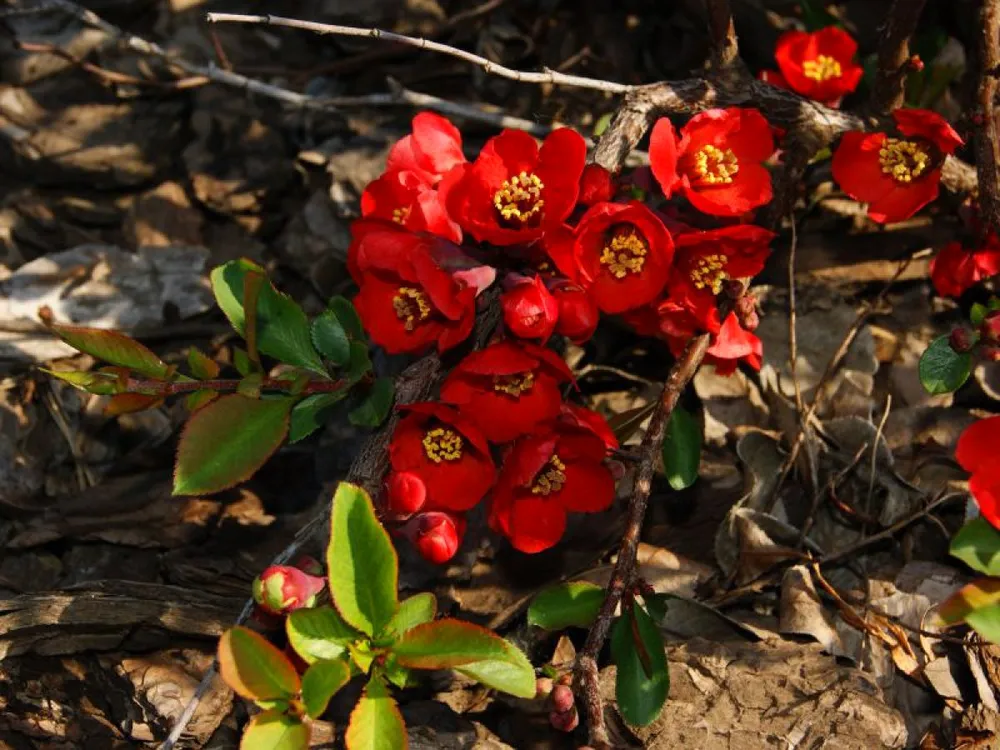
[558, 460, 615, 513]
[956, 416, 1000, 475]
[649, 118, 681, 198]
[508, 495, 568, 553]
[971, 473, 1000, 530]
[893, 108, 963, 155]
[867, 168, 940, 224]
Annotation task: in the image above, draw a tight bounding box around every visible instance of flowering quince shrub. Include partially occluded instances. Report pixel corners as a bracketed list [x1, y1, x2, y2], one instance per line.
[760, 26, 864, 107]
[221, 483, 536, 749]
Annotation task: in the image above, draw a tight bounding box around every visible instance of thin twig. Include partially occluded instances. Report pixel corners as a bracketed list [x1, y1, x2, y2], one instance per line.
[788, 215, 804, 416]
[864, 395, 893, 515]
[868, 0, 929, 113]
[704, 0, 739, 69]
[976, 0, 1000, 238]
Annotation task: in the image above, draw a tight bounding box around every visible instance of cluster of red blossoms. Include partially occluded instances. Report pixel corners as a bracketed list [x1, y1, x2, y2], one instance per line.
[348, 110, 779, 561]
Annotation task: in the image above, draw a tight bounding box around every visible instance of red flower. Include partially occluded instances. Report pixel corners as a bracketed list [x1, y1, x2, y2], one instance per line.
[657, 304, 762, 376]
[352, 227, 476, 354]
[440, 339, 573, 443]
[831, 108, 964, 224]
[386, 112, 465, 185]
[579, 164, 616, 206]
[561, 201, 675, 314]
[957, 416, 1000, 529]
[649, 108, 774, 217]
[386, 471, 427, 515]
[552, 283, 599, 343]
[771, 27, 863, 106]
[558, 403, 619, 451]
[447, 128, 587, 246]
[931, 238, 1000, 298]
[668, 225, 774, 333]
[404, 511, 465, 564]
[389, 402, 495, 512]
[490, 423, 615, 553]
[502, 275, 559, 342]
[360, 170, 461, 243]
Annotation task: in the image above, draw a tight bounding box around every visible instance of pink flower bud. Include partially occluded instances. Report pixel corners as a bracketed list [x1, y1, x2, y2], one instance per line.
[735, 294, 760, 332]
[981, 310, 1000, 344]
[549, 706, 579, 732]
[553, 284, 599, 343]
[949, 327, 977, 353]
[386, 471, 427, 515]
[502, 275, 559, 342]
[578, 164, 615, 206]
[551, 684, 575, 713]
[406, 512, 464, 564]
[252, 565, 325, 615]
[535, 677, 554, 700]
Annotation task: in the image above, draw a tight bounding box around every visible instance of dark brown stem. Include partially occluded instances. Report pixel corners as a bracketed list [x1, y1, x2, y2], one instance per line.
[868, 0, 928, 113]
[574, 334, 711, 749]
[125, 376, 350, 396]
[977, 0, 1000, 237]
[705, 0, 739, 69]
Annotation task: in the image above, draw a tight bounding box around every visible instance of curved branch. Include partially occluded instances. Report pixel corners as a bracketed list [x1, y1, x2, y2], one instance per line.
[977, 0, 1000, 236]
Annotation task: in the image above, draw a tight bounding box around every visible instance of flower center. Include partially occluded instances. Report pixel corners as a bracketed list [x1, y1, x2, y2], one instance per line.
[878, 138, 931, 183]
[531, 454, 567, 496]
[693, 145, 739, 185]
[392, 287, 431, 331]
[494, 171, 545, 225]
[422, 427, 463, 463]
[599, 226, 648, 279]
[392, 206, 411, 224]
[689, 253, 729, 294]
[802, 55, 842, 82]
[493, 371, 535, 397]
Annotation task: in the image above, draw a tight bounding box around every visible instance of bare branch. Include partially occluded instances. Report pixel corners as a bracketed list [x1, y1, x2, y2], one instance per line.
[977, 0, 1000, 237]
[705, 0, 740, 69]
[869, 0, 929, 113]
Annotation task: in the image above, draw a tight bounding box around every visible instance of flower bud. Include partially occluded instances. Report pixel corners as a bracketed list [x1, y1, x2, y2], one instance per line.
[949, 327, 977, 353]
[549, 706, 579, 732]
[252, 565, 325, 615]
[735, 294, 760, 332]
[386, 471, 427, 516]
[551, 684, 575, 713]
[981, 310, 1000, 344]
[722, 278, 746, 299]
[502, 275, 559, 342]
[293, 555, 324, 576]
[535, 677, 554, 700]
[578, 164, 615, 206]
[553, 284, 599, 343]
[406, 511, 464, 564]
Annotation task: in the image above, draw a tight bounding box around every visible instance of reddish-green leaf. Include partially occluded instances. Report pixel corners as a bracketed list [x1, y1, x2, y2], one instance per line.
[965, 603, 1000, 643]
[328, 483, 398, 636]
[104, 393, 163, 416]
[218, 626, 301, 702]
[240, 710, 309, 750]
[345, 679, 408, 750]
[939, 577, 1000, 624]
[185, 389, 218, 412]
[301, 659, 352, 719]
[174, 394, 292, 495]
[188, 347, 220, 379]
[50, 325, 171, 378]
[391, 619, 515, 670]
[286, 606, 359, 664]
[42, 368, 122, 395]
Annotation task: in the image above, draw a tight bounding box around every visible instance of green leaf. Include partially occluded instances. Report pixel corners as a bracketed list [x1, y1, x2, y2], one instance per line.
[233, 347, 254, 376]
[611, 605, 669, 727]
[347, 341, 372, 382]
[173, 394, 293, 495]
[49, 325, 171, 379]
[217, 626, 300, 701]
[330, 295, 365, 341]
[238, 372, 264, 398]
[951, 518, 1000, 576]
[286, 606, 359, 665]
[971, 303, 990, 327]
[456, 641, 536, 698]
[392, 619, 516, 669]
[345, 679, 407, 750]
[662, 406, 701, 490]
[528, 582, 604, 630]
[312, 310, 351, 366]
[965, 603, 1000, 644]
[188, 347, 220, 379]
[301, 659, 352, 719]
[240, 711, 309, 750]
[42, 368, 122, 395]
[328, 482, 399, 636]
[185, 389, 218, 412]
[919, 335, 972, 395]
[643, 593, 670, 624]
[383, 593, 436, 640]
[349, 378, 395, 428]
[210, 260, 326, 375]
[593, 112, 613, 137]
[288, 392, 348, 443]
[939, 577, 1000, 624]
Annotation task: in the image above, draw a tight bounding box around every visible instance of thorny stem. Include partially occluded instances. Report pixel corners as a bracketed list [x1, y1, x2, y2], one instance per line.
[977, 0, 1000, 238]
[124, 377, 350, 396]
[868, 0, 929, 113]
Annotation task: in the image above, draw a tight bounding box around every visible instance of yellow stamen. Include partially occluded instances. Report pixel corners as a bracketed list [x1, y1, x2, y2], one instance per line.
[422, 427, 463, 463]
[689, 253, 729, 294]
[392, 287, 431, 331]
[392, 206, 411, 224]
[878, 138, 931, 183]
[493, 372, 535, 397]
[531, 454, 567, 496]
[599, 227, 648, 279]
[693, 144, 740, 185]
[802, 55, 842, 82]
[494, 171, 545, 224]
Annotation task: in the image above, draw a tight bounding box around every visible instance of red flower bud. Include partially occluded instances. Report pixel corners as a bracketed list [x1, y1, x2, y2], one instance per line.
[981, 310, 1000, 344]
[502, 275, 559, 342]
[551, 684, 575, 713]
[553, 284, 599, 343]
[949, 327, 977, 353]
[386, 471, 427, 516]
[407, 512, 464, 564]
[549, 707, 579, 732]
[293, 555, 324, 576]
[578, 164, 615, 206]
[252, 565, 325, 615]
[735, 294, 760, 332]
[909, 54, 924, 72]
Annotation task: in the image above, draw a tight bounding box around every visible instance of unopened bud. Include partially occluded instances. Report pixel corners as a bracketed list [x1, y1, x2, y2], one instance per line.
[909, 54, 924, 72]
[549, 706, 579, 732]
[553, 284, 599, 343]
[406, 512, 463, 564]
[981, 310, 1000, 344]
[293, 555, 324, 576]
[252, 565, 325, 615]
[386, 471, 427, 516]
[735, 294, 760, 332]
[949, 327, 977, 353]
[535, 677, 554, 700]
[551, 684, 575, 713]
[502, 275, 559, 342]
[578, 164, 615, 206]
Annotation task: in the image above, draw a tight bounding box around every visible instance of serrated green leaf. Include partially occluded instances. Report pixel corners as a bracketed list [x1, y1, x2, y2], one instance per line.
[328, 483, 398, 636]
[217, 626, 300, 701]
[42, 368, 122, 395]
[240, 711, 308, 750]
[330, 295, 365, 341]
[951, 518, 1000, 576]
[345, 679, 407, 750]
[210, 260, 326, 375]
[301, 659, 352, 719]
[288, 392, 348, 443]
[187, 347, 220, 379]
[965, 603, 1000, 644]
[392, 619, 515, 669]
[456, 640, 536, 698]
[173, 394, 292, 495]
[49, 325, 171, 378]
[383, 593, 436, 640]
[662, 406, 701, 490]
[347, 341, 372, 382]
[349, 378, 395, 428]
[611, 605, 669, 727]
[312, 310, 351, 366]
[919, 336, 972, 395]
[286, 606, 359, 665]
[528, 582, 604, 630]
